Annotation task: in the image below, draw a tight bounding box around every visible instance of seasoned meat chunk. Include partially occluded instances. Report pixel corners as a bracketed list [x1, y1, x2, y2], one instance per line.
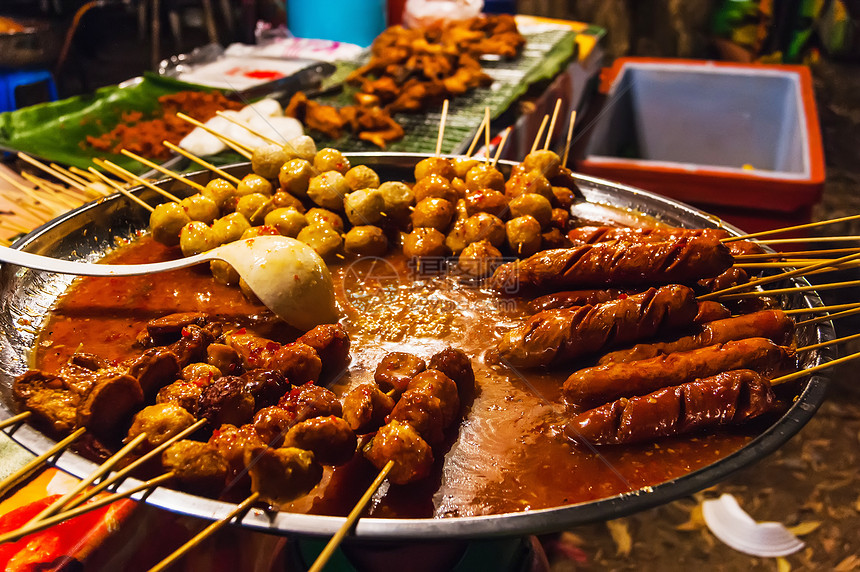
[76, 374, 144, 438]
[241, 369, 289, 409]
[364, 420, 434, 485]
[206, 343, 242, 376]
[126, 403, 195, 449]
[19, 387, 80, 433]
[278, 382, 342, 422]
[266, 342, 322, 385]
[252, 406, 296, 447]
[197, 376, 256, 429]
[169, 325, 215, 367]
[407, 370, 460, 426]
[209, 423, 266, 476]
[342, 383, 396, 434]
[387, 390, 445, 445]
[428, 347, 475, 401]
[282, 416, 357, 465]
[144, 312, 211, 345]
[125, 347, 180, 397]
[162, 440, 228, 495]
[245, 446, 322, 505]
[297, 323, 351, 377]
[374, 352, 426, 394]
[156, 380, 203, 415]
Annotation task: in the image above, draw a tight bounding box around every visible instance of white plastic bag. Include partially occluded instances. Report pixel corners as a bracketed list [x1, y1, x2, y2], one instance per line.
[403, 0, 483, 28]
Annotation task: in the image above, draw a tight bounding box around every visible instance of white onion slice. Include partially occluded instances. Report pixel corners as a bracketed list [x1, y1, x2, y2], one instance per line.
[702, 494, 805, 558]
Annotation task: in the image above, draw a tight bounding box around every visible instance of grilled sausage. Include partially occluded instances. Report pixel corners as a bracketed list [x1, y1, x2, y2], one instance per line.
[498, 285, 699, 368]
[527, 289, 628, 313]
[598, 310, 795, 365]
[693, 301, 732, 324]
[488, 235, 734, 294]
[566, 370, 778, 445]
[562, 337, 793, 409]
[566, 225, 765, 256]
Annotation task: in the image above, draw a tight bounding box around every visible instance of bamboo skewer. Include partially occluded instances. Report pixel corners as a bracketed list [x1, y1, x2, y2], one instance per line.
[798, 305, 860, 326]
[19, 173, 82, 210]
[725, 214, 860, 243]
[0, 411, 31, 431]
[783, 302, 860, 316]
[147, 492, 261, 572]
[215, 110, 279, 146]
[92, 157, 135, 183]
[49, 163, 105, 199]
[0, 473, 175, 545]
[492, 127, 512, 168]
[483, 107, 491, 163]
[700, 251, 860, 300]
[64, 418, 207, 510]
[17, 152, 89, 193]
[175, 112, 253, 160]
[2, 220, 33, 235]
[0, 427, 86, 498]
[530, 115, 549, 154]
[772, 348, 860, 386]
[734, 260, 860, 269]
[164, 142, 243, 186]
[308, 459, 395, 572]
[121, 149, 207, 193]
[561, 110, 577, 166]
[465, 114, 488, 158]
[797, 332, 860, 353]
[733, 246, 860, 260]
[717, 278, 860, 300]
[753, 235, 860, 245]
[88, 168, 154, 212]
[544, 99, 562, 150]
[435, 99, 449, 157]
[28, 433, 149, 524]
[101, 160, 183, 203]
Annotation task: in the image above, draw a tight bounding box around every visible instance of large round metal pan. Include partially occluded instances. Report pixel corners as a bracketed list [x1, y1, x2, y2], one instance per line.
[0, 153, 835, 539]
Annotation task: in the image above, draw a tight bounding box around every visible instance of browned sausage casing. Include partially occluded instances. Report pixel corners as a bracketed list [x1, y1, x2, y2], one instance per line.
[498, 285, 698, 368]
[599, 309, 796, 365]
[566, 225, 765, 256]
[527, 289, 628, 313]
[563, 337, 793, 409]
[567, 369, 777, 445]
[488, 235, 734, 294]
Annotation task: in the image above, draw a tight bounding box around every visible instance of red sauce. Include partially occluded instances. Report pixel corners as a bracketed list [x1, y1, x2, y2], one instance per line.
[35, 236, 755, 519]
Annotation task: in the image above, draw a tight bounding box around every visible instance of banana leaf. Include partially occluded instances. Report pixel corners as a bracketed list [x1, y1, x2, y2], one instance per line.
[0, 73, 221, 174]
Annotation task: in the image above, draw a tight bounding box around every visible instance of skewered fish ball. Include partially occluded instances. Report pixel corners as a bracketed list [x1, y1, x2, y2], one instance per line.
[236, 193, 271, 224]
[237, 173, 273, 197]
[463, 212, 505, 248]
[505, 168, 552, 200]
[162, 440, 228, 494]
[451, 177, 468, 196]
[180, 221, 219, 257]
[453, 157, 480, 178]
[278, 159, 313, 197]
[551, 207, 570, 230]
[364, 420, 434, 485]
[202, 178, 237, 211]
[415, 156, 455, 181]
[413, 174, 458, 204]
[402, 227, 448, 259]
[506, 215, 542, 257]
[285, 135, 317, 161]
[313, 147, 350, 174]
[551, 186, 576, 209]
[270, 190, 306, 213]
[182, 363, 221, 383]
[241, 225, 280, 240]
[345, 165, 381, 191]
[156, 380, 203, 414]
[411, 197, 454, 231]
[244, 446, 322, 505]
[458, 239, 503, 278]
[150, 202, 191, 246]
[211, 212, 251, 245]
[264, 207, 308, 238]
[305, 208, 345, 233]
[445, 221, 469, 255]
[297, 224, 343, 261]
[464, 189, 509, 218]
[522, 149, 561, 178]
[344, 225, 388, 256]
[344, 188, 386, 226]
[378, 181, 415, 218]
[126, 403, 195, 449]
[252, 143, 288, 179]
[282, 416, 357, 465]
[509, 193, 552, 229]
[308, 171, 349, 211]
[180, 194, 219, 225]
[541, 227, 570, 249]
[465, 163, 505, 192]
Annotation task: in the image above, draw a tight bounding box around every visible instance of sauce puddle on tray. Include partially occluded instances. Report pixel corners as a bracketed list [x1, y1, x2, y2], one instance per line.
[35, 236, 753, 518]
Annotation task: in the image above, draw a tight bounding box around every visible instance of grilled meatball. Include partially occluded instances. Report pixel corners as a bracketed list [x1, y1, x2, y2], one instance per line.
[465, 163, 505, 192]
[407, 370, 459, 426]
[156, 380, 203, 415]
[126, 403, 195, 449]
[241, 369, 289, 409]
[402, 228, 448, 259]
[364, 420, 434, 485]
[452, 157, 480, 178]
[308, 171, 349, 211]
[415, 156, 455, 181]
[504, 168, 552, 200]
[509, 193, 552, 229]
[344, 188, 386, 226]
[211, 212, 251, 245]
[344, 225, 389, 257]
[313, 148, 350, 174]
[179, 221, 218, 257]
[374, 352, 427, 394]
[458, 239, 503, 278]
[428, 347, 475, 402]
[378, 181, 415, 221]
[282, 416, 356, 465]
[278, 159, 314, 196]
[506, 215, 542, 257]
[180, 194, 219, 225]
[252, 406, 295, 447]
[237, 173, 273, 197]
[267, 342, 322, 385]
[264, 207, 308, 238]
[207, 344, 242, 376]
[150, 202, 191, 246]
[387, 390, 445, 445]
[445, 220, 469, 256]
[463, 212, 505, 248]
[411, 197, 455, 231]
[521, 149, 561, 178]
[345, 165, 381, 191]
[162, 440, 228, 494]
[209, 423, 266, 476]
[197, 376, 255, 429]
[202, 178, 237, 211]
[413, 174, 458, 204]
[181, 363, 221, 384]
[245, 446, 322, 505]
[269, 190, 306, 212]
[285, 135, 317, 161]
[297, 323, 351, 377]
[305, 208, 345, 233]
[464, 189, 509, 218]
[236, 193, 271, 225]
[278, 382, 342, 423]
[296, 224, 343, 261]
[252, 144, 288, 179]
[342, 383, 396, 433]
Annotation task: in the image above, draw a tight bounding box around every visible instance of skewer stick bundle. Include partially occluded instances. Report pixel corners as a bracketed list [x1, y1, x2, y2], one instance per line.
[544, 98, 562, 150]
[0, 410, 31, 431]
[101, 160, 183, 203]
[530, 115, 549, 154]
[88, 168, 154, 213]
[725, 214, 860, 242]
[215, 110, 279, 146]
[0, 427, 86, 498]
[562, 110, 577, 166]
[175, 112, 253, 160]
[17, 152, 89, 193]
[164, 141, 243, 186]
[121, 149, 207, 193]
[435, 99, 449, 157]
[465, 114, 488, 158]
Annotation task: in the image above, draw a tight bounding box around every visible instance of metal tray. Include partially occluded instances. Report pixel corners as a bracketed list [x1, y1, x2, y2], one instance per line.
[0, 154, 835, 540]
